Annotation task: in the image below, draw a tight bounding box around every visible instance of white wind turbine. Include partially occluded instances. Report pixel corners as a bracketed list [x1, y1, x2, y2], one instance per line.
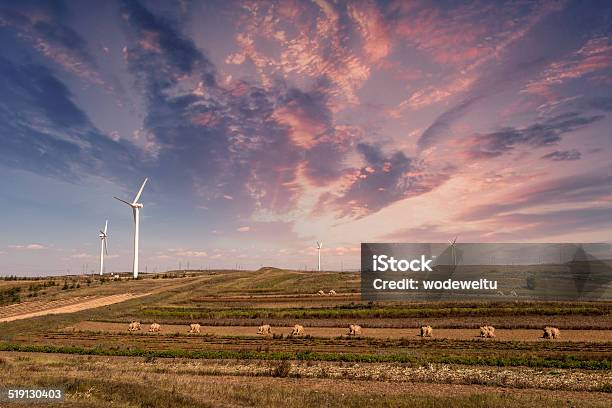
[316, 241, 323, 272]
[448, 236, 458, 267]
[114, 178, 148, 279]
[99, 220, 109, 275]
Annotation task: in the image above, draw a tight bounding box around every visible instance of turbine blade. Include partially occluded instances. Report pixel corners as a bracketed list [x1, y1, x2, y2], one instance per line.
[132, 178, 148, 204]
[104, 238, 108, 255]
[132, 207, 137, 222]
[104, 220, 108, 234]
[114, 196, 133, 206]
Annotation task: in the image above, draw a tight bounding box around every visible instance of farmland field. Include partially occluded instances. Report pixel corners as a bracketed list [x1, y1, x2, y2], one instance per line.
[0, 268, 611, 407]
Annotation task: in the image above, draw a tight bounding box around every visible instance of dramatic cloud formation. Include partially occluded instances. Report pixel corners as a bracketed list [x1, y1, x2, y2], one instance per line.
[0, 0, 610, 273]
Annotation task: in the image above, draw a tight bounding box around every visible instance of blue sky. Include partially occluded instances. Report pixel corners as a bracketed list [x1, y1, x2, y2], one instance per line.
[0, 0, 611, 275]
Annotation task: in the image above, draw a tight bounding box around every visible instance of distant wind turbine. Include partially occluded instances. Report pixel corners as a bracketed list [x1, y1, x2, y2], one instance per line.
[448, 236, 457, 266]
[316, 241, 323, 272]
[99, 220, 109, 275]
[114, 178, 148, 279]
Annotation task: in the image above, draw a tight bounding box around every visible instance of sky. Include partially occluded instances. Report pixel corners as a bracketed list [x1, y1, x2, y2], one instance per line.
[0, 0, 610, 276]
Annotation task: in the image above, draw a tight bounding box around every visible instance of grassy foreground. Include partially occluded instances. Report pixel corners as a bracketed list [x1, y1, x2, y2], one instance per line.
[0, 353, 610, 408]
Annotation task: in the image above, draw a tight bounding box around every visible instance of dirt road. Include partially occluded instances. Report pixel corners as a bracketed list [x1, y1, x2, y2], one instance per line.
[0, 293, 149, 323]
[0, 275, 217, 323]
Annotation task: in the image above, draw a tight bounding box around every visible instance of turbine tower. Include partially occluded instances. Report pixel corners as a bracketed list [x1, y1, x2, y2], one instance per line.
[114, 178, 148, 279]
[448, 236, 457, 266]
[99, 220, 109, 275]
[316, 241, 323, 272]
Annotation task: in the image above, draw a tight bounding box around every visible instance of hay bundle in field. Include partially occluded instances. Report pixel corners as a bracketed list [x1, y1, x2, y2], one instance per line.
[128, 321, 141, 331]
[148, 323, 161, 332]
[479, 325, 495, 338]
[257, 324, 272, 335]
[542, 326, 560, 339]
[317, 290, 325, 296]
[189, 323, 201, 334]
[328, 289, 337, 296]
[347, 324, 362, 336]
[550, 327, 560, 339]
[291, 324, 305, 336]
[420, 325, 433, 337]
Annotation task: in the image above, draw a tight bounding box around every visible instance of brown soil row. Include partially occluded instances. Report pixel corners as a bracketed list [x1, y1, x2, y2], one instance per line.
[189, 293, 360, 301]
[134, 315, 612, 329]
[73, 321, 612, 342]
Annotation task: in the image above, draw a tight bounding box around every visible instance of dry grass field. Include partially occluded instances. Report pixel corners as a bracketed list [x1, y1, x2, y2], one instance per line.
[0, 268, 610, 407]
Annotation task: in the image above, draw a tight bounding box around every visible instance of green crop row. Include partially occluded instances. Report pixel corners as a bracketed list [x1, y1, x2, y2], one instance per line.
[142, 305, 608, 319]
[0, 342, 609, 370]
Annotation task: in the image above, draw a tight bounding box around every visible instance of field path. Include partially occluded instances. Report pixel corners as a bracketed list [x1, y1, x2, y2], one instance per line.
[0, 275, 213, 323]
[0, 293, 149, 323]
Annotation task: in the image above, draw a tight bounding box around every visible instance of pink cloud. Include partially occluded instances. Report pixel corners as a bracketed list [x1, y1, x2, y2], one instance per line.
[175, 250, 208, 258]
[8, 244, 48, 250]
[69, 252, 91, 259]
[165, 249, 209, 258]
[0, 8, 107, 86]
[273, 105, 326, 149]
[384, 0, 565, 116]
[389, 75, 476, 115]
[190, 111, 219, 127]
[348, 0, 391, 64]
[227, 0, 371, 104]
[389, 0, 563, 69]
[523, 35, 612, 98]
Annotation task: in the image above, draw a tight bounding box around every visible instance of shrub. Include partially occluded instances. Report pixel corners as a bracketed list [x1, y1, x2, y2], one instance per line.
[271, 360, 291, 377]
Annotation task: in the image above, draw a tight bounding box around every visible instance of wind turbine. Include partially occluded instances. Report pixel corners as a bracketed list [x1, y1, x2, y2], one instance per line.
[99, 220, 109, 275]
[114, 178, 148, 279]
[316, 241, 323, 272]
[448, 236, 457, 267]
